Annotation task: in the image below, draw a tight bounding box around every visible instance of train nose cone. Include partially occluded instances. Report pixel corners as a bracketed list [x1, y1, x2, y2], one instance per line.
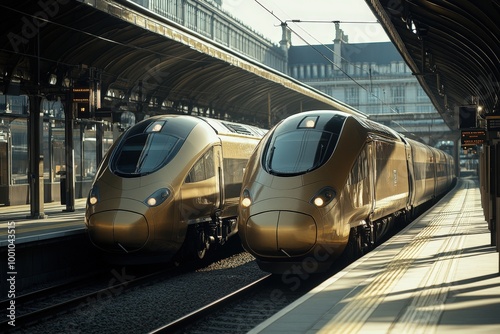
[87, 210, 149, 252]
[245, 211, 316, 257]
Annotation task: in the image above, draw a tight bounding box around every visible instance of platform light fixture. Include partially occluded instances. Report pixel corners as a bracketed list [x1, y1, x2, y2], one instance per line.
[62, 77, 71, 88]
[49, 74, 57, 85]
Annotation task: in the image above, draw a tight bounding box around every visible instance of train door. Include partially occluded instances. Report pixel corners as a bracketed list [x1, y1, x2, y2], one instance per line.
[366, 142, 376, 218]
[404, 140, 415, 210]
[346, 142, 374, 221]
[214, 144, 223, 210]
[180, 145, 222, 222]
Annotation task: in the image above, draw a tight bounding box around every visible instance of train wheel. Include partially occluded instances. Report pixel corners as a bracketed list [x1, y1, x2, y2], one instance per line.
[195, 229, 210, 260]
[196, 248, 206, 260]
[179, 225, 210, 261]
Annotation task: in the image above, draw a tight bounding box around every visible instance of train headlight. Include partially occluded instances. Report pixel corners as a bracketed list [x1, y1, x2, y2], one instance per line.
[145, 188, 171, 207]
[88, 186, 99, 205]
[310, 187, 336, 208]
[241, 189, 252, 208]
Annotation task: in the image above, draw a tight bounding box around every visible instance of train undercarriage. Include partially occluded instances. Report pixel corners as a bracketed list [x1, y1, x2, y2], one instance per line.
[343, 210, 409, 262]
[177, 214, 237, 262]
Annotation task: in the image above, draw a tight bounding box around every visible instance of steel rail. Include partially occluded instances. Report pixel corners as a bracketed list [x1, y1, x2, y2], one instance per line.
[149, 274, 273, 333]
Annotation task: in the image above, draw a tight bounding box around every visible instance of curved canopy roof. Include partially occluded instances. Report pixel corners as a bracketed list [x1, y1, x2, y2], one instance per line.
[365, 0, 499, 130]
[0, 0, 361, 127]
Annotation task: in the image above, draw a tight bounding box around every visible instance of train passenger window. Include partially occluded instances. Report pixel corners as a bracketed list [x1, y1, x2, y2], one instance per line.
[348, 147, 368, 185]
[223, 158, 247, 197]
[185, 149, 215, 183]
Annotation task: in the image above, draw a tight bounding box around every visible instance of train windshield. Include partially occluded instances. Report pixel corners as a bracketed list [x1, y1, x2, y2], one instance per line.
[110, 118, 194, 176]
[263, 114, 344, 175]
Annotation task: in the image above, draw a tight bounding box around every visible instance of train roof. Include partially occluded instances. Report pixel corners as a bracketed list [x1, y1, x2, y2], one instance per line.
[200, 117, 267, 138]
[144, 114, 267, 138]
[291, 110, 402, 141]
[354, 116, 402, 141]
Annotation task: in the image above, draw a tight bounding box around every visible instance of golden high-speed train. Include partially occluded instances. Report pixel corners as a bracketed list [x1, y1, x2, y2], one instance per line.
[238, 110, 455, 273]
[85, 114, 266, 264]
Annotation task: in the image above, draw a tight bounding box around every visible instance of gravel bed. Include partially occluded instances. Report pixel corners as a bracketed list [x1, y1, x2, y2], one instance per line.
[11, 252, 264, 334]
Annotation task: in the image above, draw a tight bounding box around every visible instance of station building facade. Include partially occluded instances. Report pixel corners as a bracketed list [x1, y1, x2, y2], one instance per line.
[284, 24, 449, 144]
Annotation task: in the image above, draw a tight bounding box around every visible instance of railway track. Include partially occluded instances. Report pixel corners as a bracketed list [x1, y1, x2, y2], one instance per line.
[0, 265, 178, 332]
[1, 241, 256, 333]
[152, 274, 274, 333]
[150, 269, 340, 333]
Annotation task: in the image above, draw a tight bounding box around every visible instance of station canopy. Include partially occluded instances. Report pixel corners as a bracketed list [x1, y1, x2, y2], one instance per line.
[0, 0, 359, 127]
[366, 0, 499, 130]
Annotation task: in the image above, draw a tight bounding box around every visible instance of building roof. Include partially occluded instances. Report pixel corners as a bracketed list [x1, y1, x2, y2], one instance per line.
[288, 42, 403, 65]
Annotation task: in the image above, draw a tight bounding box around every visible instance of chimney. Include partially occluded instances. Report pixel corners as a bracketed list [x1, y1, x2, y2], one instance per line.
[280, 23, 292, 50]
[280, 22, 292, 62]
[333, 22, 348, 71]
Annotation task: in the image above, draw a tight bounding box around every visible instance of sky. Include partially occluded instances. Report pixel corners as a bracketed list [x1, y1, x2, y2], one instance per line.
[222, 0, 390, 45]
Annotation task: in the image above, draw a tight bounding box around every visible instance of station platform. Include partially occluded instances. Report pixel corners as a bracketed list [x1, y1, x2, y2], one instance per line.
[0, 199, 87, 247]
[250, 177, 500, 333]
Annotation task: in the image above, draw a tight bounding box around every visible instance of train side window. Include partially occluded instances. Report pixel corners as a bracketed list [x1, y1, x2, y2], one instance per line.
[348, 146, 368, 185]
[223, 158, 247, 198]
[205, 149, 215, 179]
[186, 149, 214, 183]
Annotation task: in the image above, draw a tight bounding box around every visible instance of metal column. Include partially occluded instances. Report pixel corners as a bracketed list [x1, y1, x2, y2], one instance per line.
[28, 94, 44, 218]
[63, 88, 75, 212]
[496, 142, 500, 272]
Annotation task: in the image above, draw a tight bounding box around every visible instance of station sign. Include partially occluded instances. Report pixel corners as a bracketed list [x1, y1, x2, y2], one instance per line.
[486, 115, 500, 131]
[461, 129, 486, 147]
[73, 86, 91, 118]
[72, 87, 90, 103]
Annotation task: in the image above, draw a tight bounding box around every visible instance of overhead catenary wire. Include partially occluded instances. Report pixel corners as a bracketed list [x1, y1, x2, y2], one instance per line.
[253, 0, 406, 119]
